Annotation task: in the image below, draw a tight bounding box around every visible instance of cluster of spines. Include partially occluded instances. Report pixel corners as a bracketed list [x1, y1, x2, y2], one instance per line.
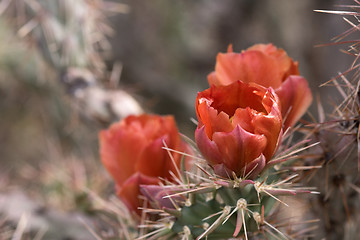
[136, 141, 317, 240]
[303, 3, 360, 239]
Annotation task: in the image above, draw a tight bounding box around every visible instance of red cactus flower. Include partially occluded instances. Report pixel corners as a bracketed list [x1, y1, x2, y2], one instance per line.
[207, 43, 312, 129]
[195, 80, 283, 178]
[99, 114, 191, 213]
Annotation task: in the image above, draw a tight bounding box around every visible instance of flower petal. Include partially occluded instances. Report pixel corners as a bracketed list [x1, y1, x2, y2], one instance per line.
[135, 136, 169, 178]
[212, 125, 267, 175]
[208, 50, 284, 88]
[275, 75, 313, 129]
[244, 154, 266, 179]
[195, 81, 283, 178]
[232, 89, 282, 160]
[196, 98, 233, 139]
[117, 172, 159, 213]
[231, 107, 256, 133]
[99, 114, 193, 215]
[252, 109, 282, 160]
[205, 44, 312, 129]
[196, 81, 269, 137]
[195, 126, 223, 166]
[247, 44, 299, 81]
[99, 122, 146, 186]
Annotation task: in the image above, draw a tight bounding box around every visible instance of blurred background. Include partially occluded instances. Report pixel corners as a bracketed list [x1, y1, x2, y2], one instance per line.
[109, 0, 352, 131]
[0, 0, 354, 239]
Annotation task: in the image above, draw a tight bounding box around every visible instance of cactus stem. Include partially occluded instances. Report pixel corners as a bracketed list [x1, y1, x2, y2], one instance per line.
[254, 181, 289, 206]
[185, 199, 192, 207]
[162, 184, 217, 199]
[202, 209, 224, 221]
[197, 205, 231, 240]
[206, 192, 215, 201]
[254, 179, 267, 202]
[181, 226, 193, 240]
[214, 176, 255, 188]
[252, 211, 262, 229]
[263, 220, 289, 240]
[202, 222, 210, 230]
[222, 198, 248, 225]
[226, 198, 250, 238]
[250, 206, 289, 240]
[163, 208, 182, 217]
[235, 208, 247, 239]
[189, 193, 196, 205]
[136, 222, 174, 240]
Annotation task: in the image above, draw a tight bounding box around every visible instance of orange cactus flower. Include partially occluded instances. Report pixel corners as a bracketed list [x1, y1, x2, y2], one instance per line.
[99, 114, 191, 213]
[207, 44, 312, 129]
[195, 80, 283, 178]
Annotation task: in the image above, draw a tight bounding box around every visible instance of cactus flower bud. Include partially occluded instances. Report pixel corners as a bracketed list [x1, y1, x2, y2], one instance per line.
[99, 114, 191, 213]
[207, 43, 312, 129]
[195, 81, 282, 178]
